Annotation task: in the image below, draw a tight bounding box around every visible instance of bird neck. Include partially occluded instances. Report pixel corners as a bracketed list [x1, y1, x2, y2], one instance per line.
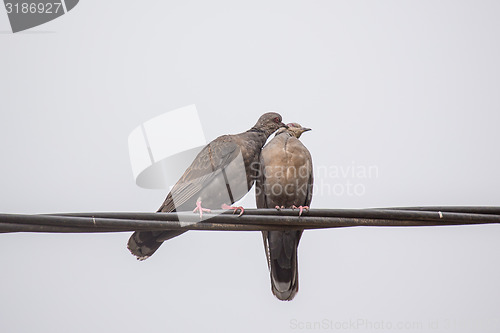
[245, 128, 270, 146]
[248, 127, 275, 139]
[275, 130, 294, 138]
[248, 127, 265, 134]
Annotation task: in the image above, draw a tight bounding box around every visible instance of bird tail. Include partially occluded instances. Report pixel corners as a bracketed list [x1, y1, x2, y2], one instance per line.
[127, 230, 186, 260]
[262, 230, 302, 301]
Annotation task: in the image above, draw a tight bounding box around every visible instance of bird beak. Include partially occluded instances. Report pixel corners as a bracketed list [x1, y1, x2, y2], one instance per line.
[302, 127, 312, 132]
[280, 122, 288, 128]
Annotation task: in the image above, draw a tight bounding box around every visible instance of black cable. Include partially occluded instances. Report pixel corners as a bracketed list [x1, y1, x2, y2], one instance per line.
[0, 207, 498, 234]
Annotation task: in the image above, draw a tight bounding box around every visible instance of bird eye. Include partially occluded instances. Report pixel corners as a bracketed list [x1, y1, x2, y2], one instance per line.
[274, 117, 280, 123]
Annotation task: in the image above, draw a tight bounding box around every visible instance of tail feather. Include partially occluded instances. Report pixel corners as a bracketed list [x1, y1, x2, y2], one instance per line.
[270, 258, 299, 301]
[127, 230, 186, 260]
[128, 203, 187, 260]
[263, 230, 302, 301]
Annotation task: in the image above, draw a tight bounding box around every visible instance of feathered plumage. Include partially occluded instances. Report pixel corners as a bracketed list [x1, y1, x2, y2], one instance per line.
[128, 112, 286, 260]
[256, 123, 313, 300]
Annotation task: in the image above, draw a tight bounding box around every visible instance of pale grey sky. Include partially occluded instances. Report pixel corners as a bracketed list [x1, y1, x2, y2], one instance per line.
[1, 1, 500, 332]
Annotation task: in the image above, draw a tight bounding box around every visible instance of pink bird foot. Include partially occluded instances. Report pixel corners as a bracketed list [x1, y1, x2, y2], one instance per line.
[193, 201, 211, 219]
[274, 205, 285, 211]
[221, 203, 245, 217]
[292, 205, 309, 216]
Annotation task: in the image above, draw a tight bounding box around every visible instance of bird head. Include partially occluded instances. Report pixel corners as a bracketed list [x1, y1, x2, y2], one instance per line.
[277, 122, 311, 138]
[253, 112, 286, 136]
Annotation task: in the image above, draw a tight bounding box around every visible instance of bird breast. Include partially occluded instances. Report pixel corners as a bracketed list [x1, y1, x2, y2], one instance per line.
[260, 136, 312, 206]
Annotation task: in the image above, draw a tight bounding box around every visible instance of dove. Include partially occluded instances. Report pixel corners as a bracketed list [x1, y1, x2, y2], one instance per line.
[128, 112, 286, 260]
[256, 123, 313, 300]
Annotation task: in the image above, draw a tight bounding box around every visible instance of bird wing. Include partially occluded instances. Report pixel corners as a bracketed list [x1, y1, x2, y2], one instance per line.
[255, 134, 285, 209]
[304, 148, 314, 207]
[158, 135, 241, 212]
[294, 143, 313, 245]
[255, 155, 268, 210]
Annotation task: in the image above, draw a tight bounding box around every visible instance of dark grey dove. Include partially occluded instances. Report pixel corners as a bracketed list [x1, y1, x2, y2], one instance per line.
[128, 112, 286, 260]
[256, 123, 313, 301]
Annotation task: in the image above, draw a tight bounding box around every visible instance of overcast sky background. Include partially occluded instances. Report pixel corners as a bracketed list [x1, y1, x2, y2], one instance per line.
[1, 1, 500, 332]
